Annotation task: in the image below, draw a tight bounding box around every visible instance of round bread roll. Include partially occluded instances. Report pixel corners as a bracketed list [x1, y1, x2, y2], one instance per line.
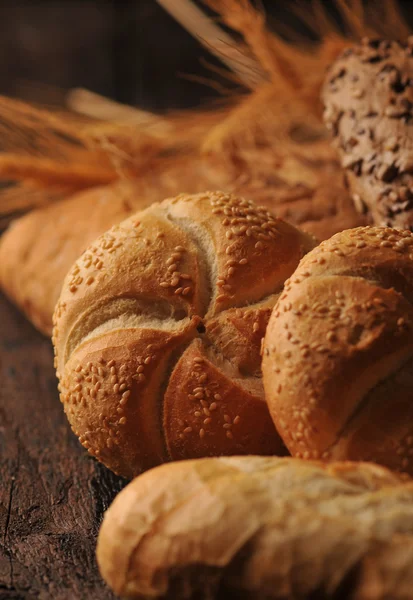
[53, 191, 316, 478]
[263, 226, 413, 475]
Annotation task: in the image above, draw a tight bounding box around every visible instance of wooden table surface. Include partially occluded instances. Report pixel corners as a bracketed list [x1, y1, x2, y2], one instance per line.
[0, 292, 125, 599]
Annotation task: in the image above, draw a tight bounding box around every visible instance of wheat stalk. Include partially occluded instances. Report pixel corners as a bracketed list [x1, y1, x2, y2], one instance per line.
[156, 0, 266, 88]
[66, 88, 172, 137]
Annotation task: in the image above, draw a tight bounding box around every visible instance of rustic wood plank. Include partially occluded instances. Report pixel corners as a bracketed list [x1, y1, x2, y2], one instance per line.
[0, 292, 125, 599]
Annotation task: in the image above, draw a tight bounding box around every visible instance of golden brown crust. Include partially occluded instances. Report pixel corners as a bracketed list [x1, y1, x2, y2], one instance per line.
[163, 339, 281, 461]
[54, 191, 316, 477]
[0, 180, 149, 335]
[0, 136, 363, 336]
[263, 226, 413, 473]
[97, 456, 413, 600]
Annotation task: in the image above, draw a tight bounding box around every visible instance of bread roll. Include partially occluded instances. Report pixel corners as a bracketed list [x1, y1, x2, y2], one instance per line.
[323, 38, 413, 229]
[0, 170, 361, 338]
[263, 226, 413, 474]
[0, 181, 150, 334]
[97, 455, 413, 599]
[53, 191, 316, 478]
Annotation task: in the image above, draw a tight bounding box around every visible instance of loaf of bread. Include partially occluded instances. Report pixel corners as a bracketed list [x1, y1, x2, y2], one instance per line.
[323, 38, 413, 229]
[263, 226, 413, 474]
[53, 191, 316, 478]
[0, 151, 362, 336]
[97, 455, 413, 599]
[0, 181, 150, 334]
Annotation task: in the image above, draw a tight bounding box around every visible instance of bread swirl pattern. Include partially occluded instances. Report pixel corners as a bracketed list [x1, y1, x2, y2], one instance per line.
[53, 191, 316, 478]
[97, 456, 413, 600]
[263, 226, 413, 474]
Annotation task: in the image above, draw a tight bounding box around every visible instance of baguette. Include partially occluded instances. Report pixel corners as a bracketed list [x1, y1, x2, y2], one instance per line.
[53, 191, 316, 478]
[0, 181, 149, 334]
[263, 226, 413, 474]
[323, 38, 413, 229]
[0, 156, 362, 336]
[97, 455, 413, 599]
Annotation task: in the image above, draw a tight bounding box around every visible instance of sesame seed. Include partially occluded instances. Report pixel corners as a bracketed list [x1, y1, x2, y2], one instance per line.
[204, 418, 212, 425]
[119, 417, 127, 425]
[209, 402, 217, 411]
[226, 431, 234, 440]
[199, 428, 205, 439]
[184, 427, 193, 434]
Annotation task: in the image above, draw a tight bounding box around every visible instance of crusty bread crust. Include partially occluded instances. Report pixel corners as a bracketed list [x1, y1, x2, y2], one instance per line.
[53, 191, 316, 477]
[0, 181, 147, 334]
[323, 38, 413, 229]
[263, 226, 413, 474]
[97, 456, 413, 599]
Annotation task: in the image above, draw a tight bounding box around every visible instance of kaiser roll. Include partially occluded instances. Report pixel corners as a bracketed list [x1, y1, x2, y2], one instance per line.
[53, 191, 316, 478]
[263, 226, 413, 475]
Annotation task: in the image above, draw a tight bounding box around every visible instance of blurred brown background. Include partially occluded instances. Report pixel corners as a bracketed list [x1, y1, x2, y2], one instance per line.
[0, 0, 412, 111]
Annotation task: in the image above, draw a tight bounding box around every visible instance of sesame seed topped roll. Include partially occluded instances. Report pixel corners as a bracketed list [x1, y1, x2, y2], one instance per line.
[53, 191, 316, 478]
[263, 225, 413, 475]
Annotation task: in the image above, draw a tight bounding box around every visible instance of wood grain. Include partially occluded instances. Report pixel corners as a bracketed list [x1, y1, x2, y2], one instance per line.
[0, 292, 125, 599]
